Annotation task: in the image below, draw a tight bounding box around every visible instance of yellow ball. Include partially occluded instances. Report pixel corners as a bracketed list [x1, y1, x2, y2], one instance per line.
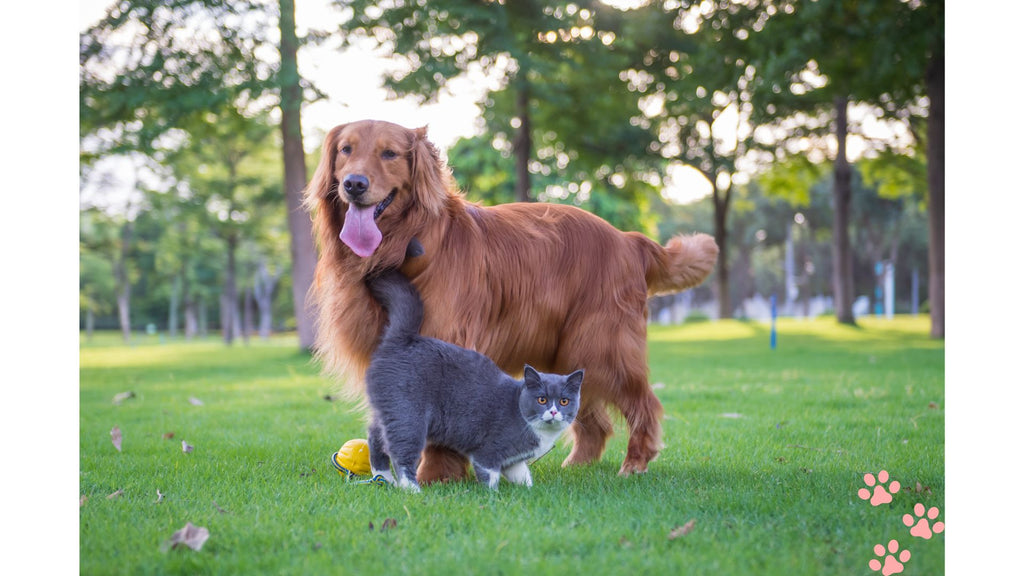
[333, 438, 372, 476]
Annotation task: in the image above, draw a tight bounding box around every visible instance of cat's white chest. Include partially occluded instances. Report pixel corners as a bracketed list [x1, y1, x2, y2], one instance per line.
[525, 424, 567, 464]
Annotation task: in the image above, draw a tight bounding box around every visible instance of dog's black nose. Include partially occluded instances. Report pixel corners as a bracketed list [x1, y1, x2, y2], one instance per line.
[342, 174, 369, 197]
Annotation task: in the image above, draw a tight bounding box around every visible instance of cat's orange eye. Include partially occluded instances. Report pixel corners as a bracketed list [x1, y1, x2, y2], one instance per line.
[537, 397, 548, 405]
[559, 398, 570, 406]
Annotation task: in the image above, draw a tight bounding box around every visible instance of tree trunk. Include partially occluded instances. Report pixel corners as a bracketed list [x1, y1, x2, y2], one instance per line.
[86, 307, 95, 340]
[184, 299, 198, 340]
[168, 273, 180, 338]
[254, 260, 279, 339]
[198, 295, 208, 338]
[243, 284, 254, 345]
[512, 80, 533, 203]
[221, 234, 238, 345]
[831, 95, 856, 325]
[926, 49, 944, 339]
[279, 0, 318, 351]
[115, 220, 134, 343]
[712, 181, 731, 319]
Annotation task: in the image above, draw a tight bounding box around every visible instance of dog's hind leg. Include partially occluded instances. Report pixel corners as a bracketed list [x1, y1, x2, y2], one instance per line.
[417, 444, 470, 485]
[614, 375, 664, 476]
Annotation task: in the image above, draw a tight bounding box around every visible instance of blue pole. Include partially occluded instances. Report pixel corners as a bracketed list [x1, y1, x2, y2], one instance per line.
[770, 293, 777, 350]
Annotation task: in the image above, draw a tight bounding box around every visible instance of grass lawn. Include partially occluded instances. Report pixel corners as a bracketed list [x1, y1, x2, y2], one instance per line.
[79, 316, 944, 575]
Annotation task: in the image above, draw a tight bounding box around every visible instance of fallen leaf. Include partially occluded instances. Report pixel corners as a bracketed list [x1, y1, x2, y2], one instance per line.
[111, 427, 123, 452]
[112, 391, 136, 405]
[107, 489, 124, 500]
[162, 432, 175, 440]
[213, 500, 227, 514]
[182, 441, 194, 454]
[927, 401, 939, 409]
[668, 519, 697, 540]
[167, 522, 210, 552]
[188, 396, 204, 406]
[368, 521, 375, 531]
[381, 518, 398, 531]
[156, 490, 164, 504]
[80, 495, 88, 507]
[720, 412, 743, 419]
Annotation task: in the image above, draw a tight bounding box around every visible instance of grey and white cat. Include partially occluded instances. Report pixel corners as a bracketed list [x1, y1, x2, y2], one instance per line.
[364, 268, 584, 492]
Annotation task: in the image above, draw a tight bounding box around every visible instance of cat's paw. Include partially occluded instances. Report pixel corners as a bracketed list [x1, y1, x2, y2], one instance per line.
[396, 475, 421, 493]
[502, 462, 533, 487]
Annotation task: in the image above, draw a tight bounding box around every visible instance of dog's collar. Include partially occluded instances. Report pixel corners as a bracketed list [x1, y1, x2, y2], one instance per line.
[373, 189, 397, 220]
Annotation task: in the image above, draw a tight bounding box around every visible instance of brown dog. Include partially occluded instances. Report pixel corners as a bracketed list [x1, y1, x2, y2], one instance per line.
[305, 120, 717, 481]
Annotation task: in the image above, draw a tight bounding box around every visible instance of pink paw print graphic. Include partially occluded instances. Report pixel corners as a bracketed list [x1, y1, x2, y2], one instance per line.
[903, 503, 945, 539]
[858, 470, 901, 506]
[869, 539, 911, 575]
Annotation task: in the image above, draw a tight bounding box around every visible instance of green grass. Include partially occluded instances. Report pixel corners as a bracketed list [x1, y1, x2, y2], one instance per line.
[80, 317, 944, 575]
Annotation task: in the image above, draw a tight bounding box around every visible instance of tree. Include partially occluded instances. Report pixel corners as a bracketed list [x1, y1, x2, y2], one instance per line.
[624, 0, 769, 319]
[80, 210, 118, 339]
[166, 106, 280, 345]
[747, 0, 928, 325]
[340, 0, 658, 227]
[81, 0, 323, 347]
[279, 0, 318, 350]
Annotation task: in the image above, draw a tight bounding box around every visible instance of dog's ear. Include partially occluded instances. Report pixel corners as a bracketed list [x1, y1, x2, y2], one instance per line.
[409, 125, 448, 216]
[304, 123, 346, 213]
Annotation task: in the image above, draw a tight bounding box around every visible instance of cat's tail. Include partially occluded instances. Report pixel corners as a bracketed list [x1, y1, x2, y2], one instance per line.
[366, 269, 424, 343]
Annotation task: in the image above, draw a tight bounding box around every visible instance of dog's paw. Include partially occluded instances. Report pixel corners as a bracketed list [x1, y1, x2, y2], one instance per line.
[617, 459, 649, 476]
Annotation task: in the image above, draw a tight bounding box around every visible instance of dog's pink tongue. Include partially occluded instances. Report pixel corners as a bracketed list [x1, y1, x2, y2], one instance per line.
[339, 203, 382, 258]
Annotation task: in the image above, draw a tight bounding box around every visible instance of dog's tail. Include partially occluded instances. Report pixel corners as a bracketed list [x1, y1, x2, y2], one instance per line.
[366, 269, 424, 344]
[632, 232, 719, 296]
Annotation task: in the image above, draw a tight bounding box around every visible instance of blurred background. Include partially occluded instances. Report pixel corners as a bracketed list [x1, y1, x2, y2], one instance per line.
[79, 0, 945, 347]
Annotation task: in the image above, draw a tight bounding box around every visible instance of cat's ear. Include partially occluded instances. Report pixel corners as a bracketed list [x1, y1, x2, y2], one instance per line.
[523, 365, 542, 389]
[565, 370, 584, 394]
[405, 237, 424, 259]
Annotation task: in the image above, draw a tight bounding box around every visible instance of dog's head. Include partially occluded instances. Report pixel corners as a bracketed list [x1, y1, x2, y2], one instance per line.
[305, 120, 450, 260]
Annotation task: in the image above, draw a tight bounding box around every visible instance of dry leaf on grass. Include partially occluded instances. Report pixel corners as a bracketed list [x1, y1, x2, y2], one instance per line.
[110, 427, 122, 452]
[182, 441, 194, 454]
[162, 432, 175, 440]
[188, 397, 204, 406]
[112, 391, 135, 405]
[165, 522, 210, 552]
[381, 518, 398, 531]
[668, 519, 697, 540]
[80, 495, 88, 507]
[107, 489, 124, 500]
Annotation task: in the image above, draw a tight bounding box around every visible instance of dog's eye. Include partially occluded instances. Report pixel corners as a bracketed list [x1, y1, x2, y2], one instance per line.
[559, 398, 570, 406]
[340, 145, 352, 155]
[537, 397, 548, 405]
[381, 149, 398, 160]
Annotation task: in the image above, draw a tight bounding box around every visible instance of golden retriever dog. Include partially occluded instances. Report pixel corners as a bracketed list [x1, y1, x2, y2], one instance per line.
[305, 119, 718, 482]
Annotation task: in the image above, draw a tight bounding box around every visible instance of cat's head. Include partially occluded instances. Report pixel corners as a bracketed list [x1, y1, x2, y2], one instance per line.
[519, 365, 584, 430]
